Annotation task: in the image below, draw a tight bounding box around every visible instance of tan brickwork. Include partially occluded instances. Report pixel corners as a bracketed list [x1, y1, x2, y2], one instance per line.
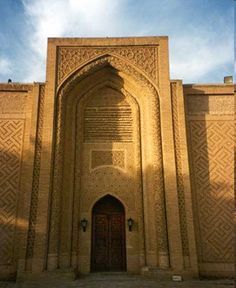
[171, 81, 189, 259]
[184, 84, 234, 277]
[0, 83, 38, 279]
[0, 38, 234, 281]
[46, 39, 171, 276]
[0, 119, 24, 268]
[26, 84, 45, 265]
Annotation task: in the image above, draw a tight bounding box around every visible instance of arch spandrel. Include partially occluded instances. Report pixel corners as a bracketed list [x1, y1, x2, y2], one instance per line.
[57, 45, 158, 85]
[57, 54, 161, 102]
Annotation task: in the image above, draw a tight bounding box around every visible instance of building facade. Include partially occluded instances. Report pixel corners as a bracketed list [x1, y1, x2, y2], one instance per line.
[0, 37, 234, 280]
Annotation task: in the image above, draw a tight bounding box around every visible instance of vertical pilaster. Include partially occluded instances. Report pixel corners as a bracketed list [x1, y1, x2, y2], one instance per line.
[158, 38, 184, 271]
[17, 84, 40, 274]
[173, 81, 198, 274]
[31, 41, 57, 272]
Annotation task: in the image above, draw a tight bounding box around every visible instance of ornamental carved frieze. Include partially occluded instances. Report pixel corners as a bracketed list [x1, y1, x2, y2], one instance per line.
[57, 46, 158, 85]
[58, 55, 157, 100]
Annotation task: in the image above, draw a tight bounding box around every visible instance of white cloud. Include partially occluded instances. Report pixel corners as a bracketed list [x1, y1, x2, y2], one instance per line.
[21, 0, 125, 81]
[0, 57, 12, 76]
[169, 33, 234, 83]
[14, 0, 234, 83]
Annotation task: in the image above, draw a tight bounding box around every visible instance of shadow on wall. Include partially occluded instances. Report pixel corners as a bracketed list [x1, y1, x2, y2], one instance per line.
[45, 63, 169, 274]
[47, 65, 146, 273]
[184, 87, 234, 275]
[0, 145, 27, 280]
[0, 80, 234, 280]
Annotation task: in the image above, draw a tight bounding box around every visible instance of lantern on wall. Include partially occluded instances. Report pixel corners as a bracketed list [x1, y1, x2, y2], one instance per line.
[80, 218, 88, 232]
[127, 218, 134, 231]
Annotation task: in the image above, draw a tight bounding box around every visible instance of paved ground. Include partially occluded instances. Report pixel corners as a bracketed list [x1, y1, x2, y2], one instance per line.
[0, 274, 234, 288]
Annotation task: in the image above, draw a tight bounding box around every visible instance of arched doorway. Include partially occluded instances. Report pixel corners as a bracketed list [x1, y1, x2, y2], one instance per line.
[91, 195, 126, 272]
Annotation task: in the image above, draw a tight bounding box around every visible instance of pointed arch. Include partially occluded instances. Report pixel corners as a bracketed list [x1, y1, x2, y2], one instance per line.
[91, 194, 126, 271]
[92, 194, 125, 214]
[57, 53, 160, 96]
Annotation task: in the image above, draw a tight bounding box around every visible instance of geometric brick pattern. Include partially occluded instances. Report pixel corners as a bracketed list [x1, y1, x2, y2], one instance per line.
[189, 120, 234, 262]
[0, 119, 24, 265]
[26, 85, 45, 260]
[171, 82, 189, 257]
[91, 150, 125, 170]
[58, 46, 158, 84]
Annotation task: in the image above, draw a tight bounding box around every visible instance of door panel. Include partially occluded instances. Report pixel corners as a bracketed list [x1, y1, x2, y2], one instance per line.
[109, 214, 125, 270]
[93, 215, 109, 271]
[91, 196, 126, 272]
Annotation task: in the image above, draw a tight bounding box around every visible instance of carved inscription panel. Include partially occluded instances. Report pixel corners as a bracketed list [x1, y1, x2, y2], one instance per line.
[84, 88, 133, 142]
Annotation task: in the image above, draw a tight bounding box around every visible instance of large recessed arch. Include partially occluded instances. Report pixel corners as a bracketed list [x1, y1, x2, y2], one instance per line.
[47, 54, 169, 274]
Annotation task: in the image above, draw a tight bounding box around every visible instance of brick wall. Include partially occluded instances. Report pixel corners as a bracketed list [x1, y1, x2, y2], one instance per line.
[184, 84, 234, 277]
[0, 83, 42, 279]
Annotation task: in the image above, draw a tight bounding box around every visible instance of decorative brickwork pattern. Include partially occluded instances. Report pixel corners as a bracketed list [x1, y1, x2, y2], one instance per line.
[58, 46, 158, 84]
[91, 150, 125, 170]
[49, 54, 166, 267]
[171, 82, 189, 257]
[48, 94, 65, 254]
[0, 120, 24, 264]
[151, 94, 168, 255]
[84, 106, 133, 142]
[189, 121, 234, 262]
[78, 89, 137, 212]
[0, 93, 27, 114]
[58, 55, 157, 99]
[26, 85, 45, 260]
[186, 95, 234, 115]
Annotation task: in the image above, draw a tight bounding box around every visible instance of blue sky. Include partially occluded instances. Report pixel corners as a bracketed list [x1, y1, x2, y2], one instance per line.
[0, 0, 234, 83]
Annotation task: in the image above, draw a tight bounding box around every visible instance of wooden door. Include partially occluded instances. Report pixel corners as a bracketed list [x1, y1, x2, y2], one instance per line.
[91, 196, 126, 272]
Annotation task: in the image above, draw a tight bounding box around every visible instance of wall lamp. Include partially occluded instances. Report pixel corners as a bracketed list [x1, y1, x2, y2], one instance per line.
[127, 218, 134, 231]
[80, 218, 88, 232]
